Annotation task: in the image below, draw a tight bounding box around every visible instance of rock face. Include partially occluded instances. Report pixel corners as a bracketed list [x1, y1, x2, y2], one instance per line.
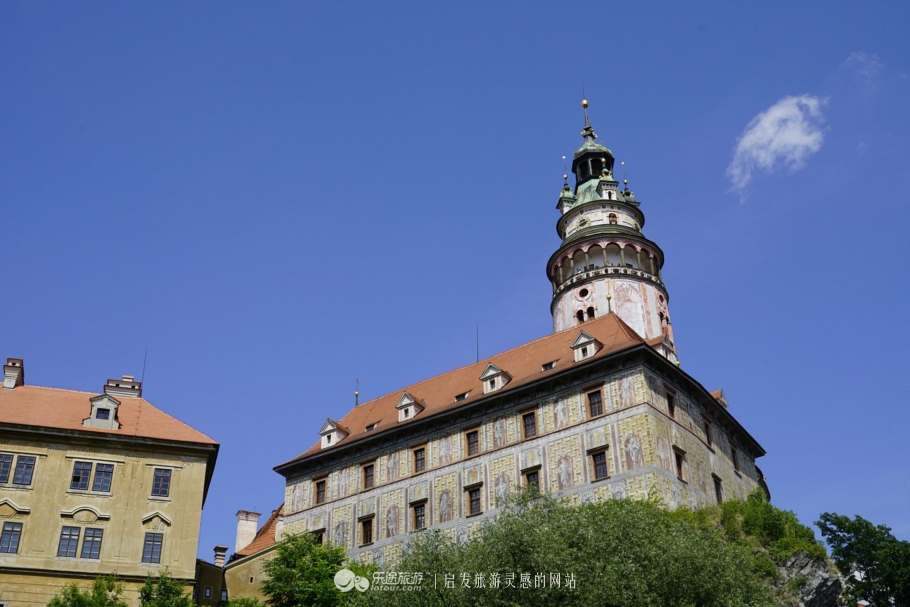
[775, 551, 847, 607]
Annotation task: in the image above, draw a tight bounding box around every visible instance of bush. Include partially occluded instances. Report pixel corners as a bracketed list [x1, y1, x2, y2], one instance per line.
[47, 575, 127, 607]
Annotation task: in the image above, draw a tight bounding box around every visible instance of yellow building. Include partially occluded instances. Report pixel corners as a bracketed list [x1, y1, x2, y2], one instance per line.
[0, 358, 218, 607]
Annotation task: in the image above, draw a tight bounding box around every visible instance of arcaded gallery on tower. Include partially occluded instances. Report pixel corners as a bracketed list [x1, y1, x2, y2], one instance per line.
[234, 104, 769, 570]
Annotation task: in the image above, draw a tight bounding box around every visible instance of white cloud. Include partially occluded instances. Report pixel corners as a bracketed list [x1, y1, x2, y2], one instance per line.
[727, 95, 828, 194]
[840, 51, 884, 89]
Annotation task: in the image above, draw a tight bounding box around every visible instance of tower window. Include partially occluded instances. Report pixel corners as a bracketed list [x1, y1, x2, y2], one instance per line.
[586, 306, 595, 320]
[713, 475, 723, 504]
[704, 421, 713, 448]
[522, 412, 537, 439]
[674, 449, 687, 482]
[576, 310, 585, 324]
[587, 390, 604, 417]
[591, 451, 609, 480]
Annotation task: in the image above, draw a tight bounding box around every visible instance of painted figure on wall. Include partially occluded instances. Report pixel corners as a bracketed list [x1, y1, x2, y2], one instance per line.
[335, 468, 350, 498]
[624, 433, 644, 471]
[614, 282, 646, 337]
[492, 416, 507, 448]
[438, 436, 453, 465]
[438, 489, 453, 522]
[494, 472, 510, 507]
[387, 452, 400, 482]
[618, 374, 636, 409]
[557, 454, 574, 490]
[553, 397, 568, 430]
[656, 435, 670, 471]
[291, 481, 304, 513]
[333, 521, 347, 547]
[646, 373, 663, 408]
[386, 505, 399, 538]
[456, 525, 468, 545]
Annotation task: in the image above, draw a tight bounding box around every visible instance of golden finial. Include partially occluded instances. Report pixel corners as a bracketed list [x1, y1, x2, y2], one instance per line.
[674, 361, 681, 367]
[581, 99, 588, 108]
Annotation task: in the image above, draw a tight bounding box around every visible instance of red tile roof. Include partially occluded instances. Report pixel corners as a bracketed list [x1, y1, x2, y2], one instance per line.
[0, 385, 216, 445]
[279, 313, 646, 468]
[234, 505, 284, 558]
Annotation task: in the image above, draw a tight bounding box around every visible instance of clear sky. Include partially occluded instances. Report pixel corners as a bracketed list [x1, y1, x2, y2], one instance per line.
[1, 1, 908, 559]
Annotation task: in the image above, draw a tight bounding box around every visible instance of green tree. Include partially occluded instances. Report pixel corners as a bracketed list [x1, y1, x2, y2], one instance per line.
[47, 575, 127, 607]
[225, 598, 266, 607]
[138, 569, 194, 607]
[816, 512, 910, 606]
[261, 532, 374, 607]
[365, 492, 774, 607]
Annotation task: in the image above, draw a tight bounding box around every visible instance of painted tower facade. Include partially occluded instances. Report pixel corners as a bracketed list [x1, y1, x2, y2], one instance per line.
[548, 102, 675, 352]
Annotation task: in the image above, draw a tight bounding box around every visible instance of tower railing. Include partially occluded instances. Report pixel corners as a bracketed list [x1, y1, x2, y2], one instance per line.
[552, 266, 664, 295]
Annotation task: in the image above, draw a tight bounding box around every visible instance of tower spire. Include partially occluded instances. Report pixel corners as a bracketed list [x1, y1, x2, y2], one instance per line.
[580, 98, 596, 141]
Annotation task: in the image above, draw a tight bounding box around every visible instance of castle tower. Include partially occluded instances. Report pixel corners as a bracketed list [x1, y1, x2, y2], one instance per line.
[547, 101, 676, 351]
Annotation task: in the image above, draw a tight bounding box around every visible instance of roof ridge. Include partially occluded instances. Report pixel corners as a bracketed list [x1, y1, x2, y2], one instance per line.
[18, 385, 99, 396]
[353, 314, 621, 410]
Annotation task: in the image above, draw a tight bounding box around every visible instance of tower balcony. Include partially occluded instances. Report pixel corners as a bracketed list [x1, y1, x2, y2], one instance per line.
[552, 265, 664, 297]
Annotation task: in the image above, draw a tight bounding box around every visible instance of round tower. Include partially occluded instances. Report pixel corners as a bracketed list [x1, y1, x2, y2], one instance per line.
[547, 101, 676, 350]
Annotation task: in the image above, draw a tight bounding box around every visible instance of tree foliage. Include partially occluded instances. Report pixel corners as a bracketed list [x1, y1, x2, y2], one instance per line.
[363, 492, 774, 607]
[225, 598, 267, 607]
[816, 512, 910, 606]
[261, 531, 374, 607]
[138, 569, 194, 607]
[47, 575, 127, 607]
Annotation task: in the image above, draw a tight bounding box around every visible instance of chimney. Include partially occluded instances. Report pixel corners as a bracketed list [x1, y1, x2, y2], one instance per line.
[104, 375, 142, 399]
[3, 358, 24, 389]
[213, 544, 228, 567]
[235, 510, 260, 552]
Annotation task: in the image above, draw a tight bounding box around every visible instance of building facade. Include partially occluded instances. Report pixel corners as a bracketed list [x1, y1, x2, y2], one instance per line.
[269, 105, 769, 567]
[0, 359, 218, 607]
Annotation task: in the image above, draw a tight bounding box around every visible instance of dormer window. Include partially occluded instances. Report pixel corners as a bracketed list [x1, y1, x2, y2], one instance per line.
[541, 361, 555, 371]
[365, 423, 376, 432]
[455, 392, 469, 402]
[318, 419, 348, 449]
[95, 408, 110, 420]
[571, 331, 602, 362]
[479, 364, 511, 395]
[396, 392, 425, 423]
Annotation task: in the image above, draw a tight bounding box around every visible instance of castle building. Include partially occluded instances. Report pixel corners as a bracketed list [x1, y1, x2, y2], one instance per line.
[0, 359, 218, 607]
[256, 104, 768, 570]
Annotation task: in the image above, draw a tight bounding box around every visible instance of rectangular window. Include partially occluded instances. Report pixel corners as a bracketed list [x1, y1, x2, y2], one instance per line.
[413, 504, 426, 530]
[731, 447, 740, 472]
[466, 430, 479, 457]
[204, 588, 212, 598]
[592, 451, 609, 480]
[0, 522, 23, 553]
[0, 454, 13, 483]
[361, 518, 373, 545]
[81, 528, 103, 559]
[587, 391, 604, 417]
[57, 526, 80, 557]
[142, 532, 163, 563]
[674, 449, 686, 482]
[468, 488, 482, 515]
[414, 448, 426, 473]
[313, 531, 323, 545]
[151, 468, 171, 497]
[315, 480, 326, 504]
[363, 464, 374, 490]
[541, 361, 555, 371]
[221, 590, 228, 602]
[92, 464, 114, 492]
[522, 412, 537, 439]
[13, 456, 35, 485]
[95, 408, 110, 420]
[525, 470, 539, 495]
[71, 461, 92, 490]
[704, 421, 713, 448]
[666, 390, 677, 420]
[455, 392, 469, 402]
[713, 475, 723, 504]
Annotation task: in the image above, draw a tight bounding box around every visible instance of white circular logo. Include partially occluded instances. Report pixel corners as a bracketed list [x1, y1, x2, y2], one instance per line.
[334, 568, 370, 592]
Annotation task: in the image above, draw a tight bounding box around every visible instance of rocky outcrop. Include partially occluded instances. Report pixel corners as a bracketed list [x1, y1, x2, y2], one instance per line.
[774, 551, 847, 607]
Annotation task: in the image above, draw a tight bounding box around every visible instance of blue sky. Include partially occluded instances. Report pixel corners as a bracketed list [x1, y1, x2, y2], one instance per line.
[1, 1, 908, 558]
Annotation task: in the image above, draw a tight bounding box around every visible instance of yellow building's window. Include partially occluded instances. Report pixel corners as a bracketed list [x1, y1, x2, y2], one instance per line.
[152, 469, 171, 497]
